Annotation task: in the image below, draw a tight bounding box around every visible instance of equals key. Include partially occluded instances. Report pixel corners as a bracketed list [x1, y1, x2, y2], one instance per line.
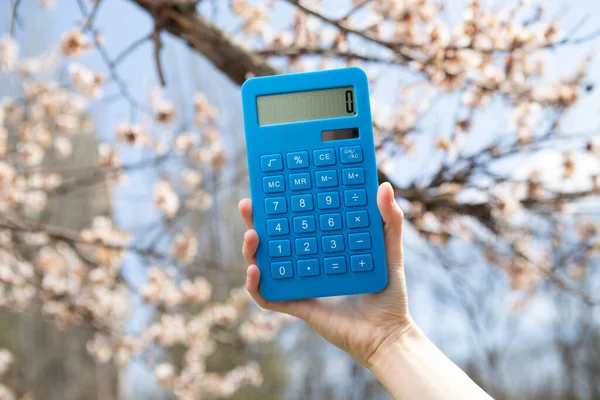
[324, 257, 346, 275]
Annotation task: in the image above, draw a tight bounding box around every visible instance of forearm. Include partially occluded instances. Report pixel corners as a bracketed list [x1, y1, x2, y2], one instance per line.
[369, 326, 494, 400]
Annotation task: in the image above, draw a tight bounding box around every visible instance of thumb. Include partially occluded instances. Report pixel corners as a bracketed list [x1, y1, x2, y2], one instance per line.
[377, 182, 404, 268]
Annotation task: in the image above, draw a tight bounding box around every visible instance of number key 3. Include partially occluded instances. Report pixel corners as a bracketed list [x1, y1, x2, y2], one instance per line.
[322, 235, 345, 253]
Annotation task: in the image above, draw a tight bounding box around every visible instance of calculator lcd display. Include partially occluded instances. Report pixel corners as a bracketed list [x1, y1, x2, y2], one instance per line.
[256, 87, 356, 126]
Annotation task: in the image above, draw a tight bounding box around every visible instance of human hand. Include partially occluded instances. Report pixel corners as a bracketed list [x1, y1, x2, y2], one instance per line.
[238, 182, 413, 368]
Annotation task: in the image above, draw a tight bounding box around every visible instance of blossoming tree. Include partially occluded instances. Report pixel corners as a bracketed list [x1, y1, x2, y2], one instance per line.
[1, 0, 599, 399]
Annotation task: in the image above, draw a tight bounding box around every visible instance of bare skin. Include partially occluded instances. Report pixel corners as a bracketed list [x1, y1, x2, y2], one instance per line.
[239, 182, 493, 399]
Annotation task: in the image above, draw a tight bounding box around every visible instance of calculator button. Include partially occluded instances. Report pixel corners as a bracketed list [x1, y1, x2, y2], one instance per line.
[297, 259, 320, 277]
[319, 213, 343, 231]
[290, 194, 313, 212]
[315, 170, 338, 188]
[263, 175, 285, 193]
[295, 237, 318, 255]
[340, 146, 363, 163]
[350, 254, 373, 272]
[317, 192, 340, 209]
[271, 261, 293, 279]
[346, 210, 369, 228]
[313, 148, 335, 167]
[289, 173, 311, 191]
[266, 218, 289, 236]
[324, 257, 347, 275]
[322, 235, 345, 253]
[342, 167, 365, 185]
[293, 216, 316, 233]
[260, 154, 283, 172]
[287, 151, 309, 169]
[264, 197, 287, 215]
[348, 232, 371, 250]
[344, 189, 367, 207]
[269, 240, 291, 257]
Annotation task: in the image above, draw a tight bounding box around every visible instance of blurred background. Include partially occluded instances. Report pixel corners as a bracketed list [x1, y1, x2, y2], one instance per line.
[0, 0, 600, 399]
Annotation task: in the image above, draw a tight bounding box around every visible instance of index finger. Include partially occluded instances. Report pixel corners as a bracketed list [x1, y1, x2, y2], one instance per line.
[238, 198, 254, 229]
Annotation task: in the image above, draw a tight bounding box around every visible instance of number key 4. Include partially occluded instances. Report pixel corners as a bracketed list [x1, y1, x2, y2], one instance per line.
[266, 218, 289, 236]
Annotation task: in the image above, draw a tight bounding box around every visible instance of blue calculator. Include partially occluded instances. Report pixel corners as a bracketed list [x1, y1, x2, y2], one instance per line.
[241, 67, 387, 301]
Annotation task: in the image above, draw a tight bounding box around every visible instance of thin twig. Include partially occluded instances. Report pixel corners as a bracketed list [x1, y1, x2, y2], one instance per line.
[110, 33, 153, 68]
[10, 0, 23, 37]
[152, 28, 167, 86]
[75, 0, 153, 120]
[337, 0, 372, 21]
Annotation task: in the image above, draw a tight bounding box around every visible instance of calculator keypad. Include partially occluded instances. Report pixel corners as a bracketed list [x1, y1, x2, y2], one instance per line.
[262, 145, 372, 278]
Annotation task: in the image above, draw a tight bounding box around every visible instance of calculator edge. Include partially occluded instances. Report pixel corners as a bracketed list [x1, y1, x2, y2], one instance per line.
[241, 68, 388, 302]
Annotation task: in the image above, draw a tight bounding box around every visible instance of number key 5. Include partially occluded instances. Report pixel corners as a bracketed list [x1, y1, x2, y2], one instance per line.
[293, 216, 316, 233]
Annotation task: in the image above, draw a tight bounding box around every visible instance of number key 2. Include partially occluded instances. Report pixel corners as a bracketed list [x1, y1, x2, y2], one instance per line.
[295, 237, 318, 255]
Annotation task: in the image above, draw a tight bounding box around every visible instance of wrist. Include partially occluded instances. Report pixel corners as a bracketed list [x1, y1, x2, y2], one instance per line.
[366, 319, 421, 373]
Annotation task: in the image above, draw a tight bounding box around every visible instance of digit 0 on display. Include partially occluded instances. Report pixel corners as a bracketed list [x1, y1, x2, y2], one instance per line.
[242, 67, 388, 301]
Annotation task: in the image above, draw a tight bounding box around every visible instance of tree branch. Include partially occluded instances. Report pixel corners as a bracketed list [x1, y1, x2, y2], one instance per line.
[129, 0, 277, 85]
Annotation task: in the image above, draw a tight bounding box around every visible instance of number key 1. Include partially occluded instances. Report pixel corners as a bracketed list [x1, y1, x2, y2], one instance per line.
[269, 240, 291, 257]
